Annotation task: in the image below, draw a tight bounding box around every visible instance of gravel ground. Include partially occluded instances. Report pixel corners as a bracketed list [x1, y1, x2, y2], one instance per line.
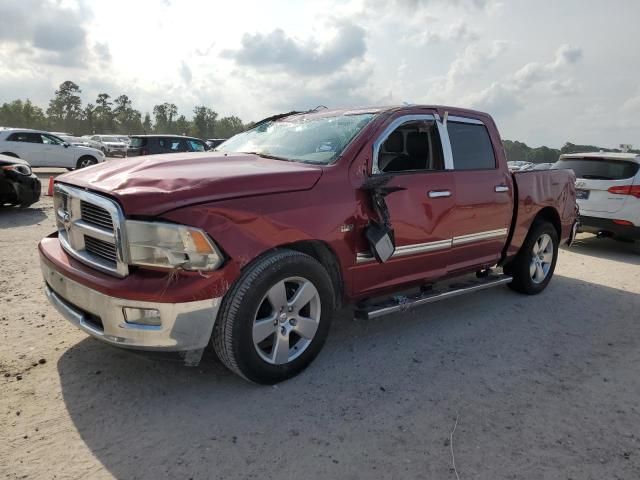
[1, 170, 639, 479]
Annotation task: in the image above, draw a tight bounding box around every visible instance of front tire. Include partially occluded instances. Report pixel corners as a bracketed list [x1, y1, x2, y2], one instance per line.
[506, 221, 559, 294]
[212, 250, 335, 384]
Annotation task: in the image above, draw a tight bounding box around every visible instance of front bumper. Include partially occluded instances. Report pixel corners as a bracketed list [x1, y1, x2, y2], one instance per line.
[578, 215, 640, 240]
[41, 253, 222, 363]
[0, 174, 40, 206]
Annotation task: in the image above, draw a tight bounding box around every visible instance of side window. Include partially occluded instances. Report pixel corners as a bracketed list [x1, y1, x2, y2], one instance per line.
[187, 139, 205, 152]
[41, 134, 64, 145]
[448, 122, 496, 170]
[7, 132, 41, 143]
[378, 120, 444, 174]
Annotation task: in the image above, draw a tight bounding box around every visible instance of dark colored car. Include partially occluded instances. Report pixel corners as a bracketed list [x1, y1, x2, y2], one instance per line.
[127, 135, 207, 157]
[206, 138, 227, 150]
[0, 153, 41, 207]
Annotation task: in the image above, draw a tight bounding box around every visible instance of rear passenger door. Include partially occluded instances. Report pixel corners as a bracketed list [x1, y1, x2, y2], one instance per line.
[5, 132, 46, 165]
[445, 117, 513, 273]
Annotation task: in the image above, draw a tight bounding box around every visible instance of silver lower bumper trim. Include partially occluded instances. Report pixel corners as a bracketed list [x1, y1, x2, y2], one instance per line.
[41, 259, 221, 354]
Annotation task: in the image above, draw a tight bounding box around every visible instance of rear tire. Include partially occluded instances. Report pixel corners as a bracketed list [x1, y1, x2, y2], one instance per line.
[1, 152, 18, 158]
[506, 220, 559, 295]
[212, 249, 335, 384]
[76, 156, 97, 169]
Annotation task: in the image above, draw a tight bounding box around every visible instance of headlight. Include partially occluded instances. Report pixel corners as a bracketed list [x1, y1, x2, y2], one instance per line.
[2, 164, 32, 176]
[125, 220, 223, 271]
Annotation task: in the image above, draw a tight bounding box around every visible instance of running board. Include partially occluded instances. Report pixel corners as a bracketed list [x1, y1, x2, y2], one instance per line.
[354, 274, 513, 320]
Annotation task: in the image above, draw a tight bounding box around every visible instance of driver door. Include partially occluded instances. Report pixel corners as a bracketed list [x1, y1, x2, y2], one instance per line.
[41, 134, 73, 168]
[352, 115, 456, 296]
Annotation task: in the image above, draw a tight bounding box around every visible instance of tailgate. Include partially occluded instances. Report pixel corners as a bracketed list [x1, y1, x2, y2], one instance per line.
[575, 178, 630, 213]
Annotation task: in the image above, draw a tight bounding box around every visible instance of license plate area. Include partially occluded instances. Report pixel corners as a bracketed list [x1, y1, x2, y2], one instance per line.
[576, 189, 590, 200]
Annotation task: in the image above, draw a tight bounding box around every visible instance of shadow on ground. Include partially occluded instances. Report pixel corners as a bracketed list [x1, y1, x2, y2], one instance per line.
[562, 234, 639, 264]
[0, 206, 48, 228]
[57, 275, 640, 480]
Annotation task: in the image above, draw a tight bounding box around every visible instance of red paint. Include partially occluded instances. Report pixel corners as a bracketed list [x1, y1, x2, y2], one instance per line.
[41, 105, 576, 305]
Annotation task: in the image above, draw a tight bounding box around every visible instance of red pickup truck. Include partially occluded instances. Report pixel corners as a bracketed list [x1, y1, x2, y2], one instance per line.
[40, 105, 577, 383]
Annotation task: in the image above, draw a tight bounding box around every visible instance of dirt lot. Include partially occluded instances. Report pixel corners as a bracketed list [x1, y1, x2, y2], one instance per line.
[1, 170, 639, 480]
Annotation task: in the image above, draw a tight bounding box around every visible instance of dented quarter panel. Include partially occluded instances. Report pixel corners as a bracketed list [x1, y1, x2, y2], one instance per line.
[505, 168, 577, 259]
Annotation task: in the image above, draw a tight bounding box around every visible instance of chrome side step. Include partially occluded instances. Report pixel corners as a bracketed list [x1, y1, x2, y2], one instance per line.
[354, 274, 513, 320]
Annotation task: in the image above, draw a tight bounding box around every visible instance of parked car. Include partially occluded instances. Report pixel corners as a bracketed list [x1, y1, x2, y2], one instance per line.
[127, 135, 207, 156]
[507, 161, 533, 171]
[82, 135, 128, 157]
[0, 129, 105, 169]
[116, 136, 131, 145]
[556, 152, 639, 240]
[39, 105, 577, 384]
[206, 138, 227, 150]
[59, 135, 92, 148]
[0, 153, 41, 207]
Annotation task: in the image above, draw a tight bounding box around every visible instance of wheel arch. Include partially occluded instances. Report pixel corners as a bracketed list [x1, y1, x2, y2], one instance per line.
[532, 206, 561, 238]
[1, 152, 19, 158]
[280, 240, 344, 308]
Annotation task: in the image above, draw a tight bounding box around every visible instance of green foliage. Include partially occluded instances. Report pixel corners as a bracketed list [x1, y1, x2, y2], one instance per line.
[503, 140, 639, 163]
[1, 80, 249, 139]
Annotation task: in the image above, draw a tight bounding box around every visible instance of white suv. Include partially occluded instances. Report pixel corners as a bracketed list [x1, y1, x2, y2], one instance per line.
[83, 135, 128, 157]
[0, 129, 105, 169]
[556, 152, 640, 240]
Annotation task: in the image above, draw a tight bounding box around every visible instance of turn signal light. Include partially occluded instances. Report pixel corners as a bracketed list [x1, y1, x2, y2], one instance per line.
[607, 185, 640, 198]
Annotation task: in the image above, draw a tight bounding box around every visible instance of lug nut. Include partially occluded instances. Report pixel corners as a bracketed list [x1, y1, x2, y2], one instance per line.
[280, 326, 287, 335]
[288, 306, 293, 312]
[289, 318, 297, 326]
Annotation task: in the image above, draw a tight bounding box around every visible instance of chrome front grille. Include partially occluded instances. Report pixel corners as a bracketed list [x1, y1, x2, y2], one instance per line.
[80, 201, 114, 231]
[53, 184, 128, 277]
[84, 236, 118, 265]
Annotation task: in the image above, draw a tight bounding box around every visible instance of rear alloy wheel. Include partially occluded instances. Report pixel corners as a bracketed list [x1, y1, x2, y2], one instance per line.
[507, 221, 559, 294]
[76, 156, 97, 169]
[212, 250, 335, 384]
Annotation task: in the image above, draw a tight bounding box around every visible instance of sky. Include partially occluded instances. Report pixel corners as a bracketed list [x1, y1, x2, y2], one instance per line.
[0, 0, 638, 148]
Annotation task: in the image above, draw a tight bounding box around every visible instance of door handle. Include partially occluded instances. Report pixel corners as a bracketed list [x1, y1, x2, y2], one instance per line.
[428, 190, 452, 198]
[495, 185, 510, 193]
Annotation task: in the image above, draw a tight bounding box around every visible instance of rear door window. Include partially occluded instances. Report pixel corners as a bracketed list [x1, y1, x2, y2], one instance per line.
[187, 139, 206, 152]
[158, 138, 187, 152]
[129, 137, 146, 148]
[448, 122, 496, 170]
[555, 158, 639, 180]
[7, 132, 42, 143]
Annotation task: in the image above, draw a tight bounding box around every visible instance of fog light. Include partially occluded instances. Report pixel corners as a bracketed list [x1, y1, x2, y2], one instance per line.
[123, 307, 161, 326]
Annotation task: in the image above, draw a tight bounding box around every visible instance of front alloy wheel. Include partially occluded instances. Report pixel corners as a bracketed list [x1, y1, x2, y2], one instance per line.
[212, 249, 335, 384]
[253, 277, 321, 364]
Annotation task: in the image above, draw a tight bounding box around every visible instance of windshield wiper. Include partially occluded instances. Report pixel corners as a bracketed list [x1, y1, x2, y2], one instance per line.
[242, 151, 291, 162]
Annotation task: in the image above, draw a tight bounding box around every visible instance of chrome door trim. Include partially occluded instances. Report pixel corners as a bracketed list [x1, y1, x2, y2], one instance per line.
[447, 116, 484, 125]
[451, 228, 508, 246]
[372, 114, 437, 174]
[434, 113, 454, 170]
[356, 238, 452, 264]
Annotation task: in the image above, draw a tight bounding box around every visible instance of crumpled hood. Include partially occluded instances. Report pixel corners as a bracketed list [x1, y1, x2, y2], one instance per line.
[56, 152, 323, 216]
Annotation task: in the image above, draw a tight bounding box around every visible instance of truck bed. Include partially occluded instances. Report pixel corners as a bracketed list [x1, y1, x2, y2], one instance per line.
[505, 168, 577, 259]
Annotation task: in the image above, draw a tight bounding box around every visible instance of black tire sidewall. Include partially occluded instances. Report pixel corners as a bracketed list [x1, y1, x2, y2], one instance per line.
[77, 157, 97, 169]
[222, 252, 334, 384]
[510, 222, 559, 294]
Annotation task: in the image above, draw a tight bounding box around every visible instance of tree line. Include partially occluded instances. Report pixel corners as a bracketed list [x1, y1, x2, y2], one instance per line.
[0, 81, 247, 139]
[1, 81, 634, 156]
[503, 139, 639, 164]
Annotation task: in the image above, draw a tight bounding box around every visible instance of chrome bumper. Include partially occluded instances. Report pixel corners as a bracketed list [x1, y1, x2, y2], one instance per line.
[41, 259, 221, 363]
